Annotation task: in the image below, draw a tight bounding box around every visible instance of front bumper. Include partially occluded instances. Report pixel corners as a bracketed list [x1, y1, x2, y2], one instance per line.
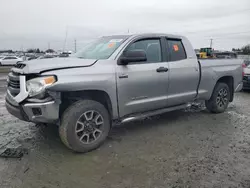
[5, 100, 28, 121]
[5, 90, 60, 123]
[22, 100, 59, 123]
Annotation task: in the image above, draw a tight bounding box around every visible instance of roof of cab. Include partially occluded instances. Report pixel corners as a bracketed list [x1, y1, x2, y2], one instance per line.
[134, 33, 184, 38]
[104, 33, 185, 40]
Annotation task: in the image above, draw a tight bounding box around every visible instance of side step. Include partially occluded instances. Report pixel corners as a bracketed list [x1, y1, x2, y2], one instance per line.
[121, 103, 190, 124]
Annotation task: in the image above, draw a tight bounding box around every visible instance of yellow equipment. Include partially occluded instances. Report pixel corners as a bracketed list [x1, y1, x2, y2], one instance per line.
[199, 47, 214, 59]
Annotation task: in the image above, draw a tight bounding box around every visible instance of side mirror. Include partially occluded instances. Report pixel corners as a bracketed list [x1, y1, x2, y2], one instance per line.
[118, 50, 147, 65]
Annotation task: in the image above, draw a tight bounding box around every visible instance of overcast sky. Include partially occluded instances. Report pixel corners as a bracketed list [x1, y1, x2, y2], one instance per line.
[0, 0, 249, 51]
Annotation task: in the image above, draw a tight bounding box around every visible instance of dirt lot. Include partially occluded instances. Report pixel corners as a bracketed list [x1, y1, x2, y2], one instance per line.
[0, 73, 250, 188]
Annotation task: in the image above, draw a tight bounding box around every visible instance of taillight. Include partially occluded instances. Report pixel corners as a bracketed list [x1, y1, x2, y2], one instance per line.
[242, 63, 246, 77]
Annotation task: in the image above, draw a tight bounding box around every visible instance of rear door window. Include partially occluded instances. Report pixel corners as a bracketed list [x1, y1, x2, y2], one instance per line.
[167, 39, 187, 61]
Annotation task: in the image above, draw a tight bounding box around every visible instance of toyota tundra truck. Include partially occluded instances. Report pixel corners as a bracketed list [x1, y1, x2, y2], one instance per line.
[5, 33, 243, 152]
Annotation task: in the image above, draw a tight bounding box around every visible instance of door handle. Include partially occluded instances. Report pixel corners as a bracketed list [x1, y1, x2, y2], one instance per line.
[156, 67, 168, 73]
[119, 74, 128, 79]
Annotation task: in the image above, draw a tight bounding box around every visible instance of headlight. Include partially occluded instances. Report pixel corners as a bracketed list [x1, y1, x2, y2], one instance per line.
[26, 76, 56, 97]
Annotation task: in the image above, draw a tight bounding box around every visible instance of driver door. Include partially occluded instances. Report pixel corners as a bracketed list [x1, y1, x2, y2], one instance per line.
[116, 38, 169, 117]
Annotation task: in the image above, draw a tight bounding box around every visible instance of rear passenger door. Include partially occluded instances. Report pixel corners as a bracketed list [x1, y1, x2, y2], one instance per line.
[165, 38, 200, 106]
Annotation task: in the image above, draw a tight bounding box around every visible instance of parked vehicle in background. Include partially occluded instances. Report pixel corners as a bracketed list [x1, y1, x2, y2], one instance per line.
[243, 65, 250, 90]
[243, 60, 250, 67]
[59, 52, 71, 58]
[5, 33, 243, 153]
[214, 51, 237, 59]
[37, 55, 55, 59]
[0, 56, 23, 65]
[26, 55, 38, 61]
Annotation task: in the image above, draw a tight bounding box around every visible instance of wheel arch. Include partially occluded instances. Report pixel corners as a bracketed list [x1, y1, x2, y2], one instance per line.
[59, 90, 114, 120]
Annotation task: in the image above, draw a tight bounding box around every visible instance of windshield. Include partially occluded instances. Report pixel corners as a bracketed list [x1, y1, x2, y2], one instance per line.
[73, 37, 127, 59]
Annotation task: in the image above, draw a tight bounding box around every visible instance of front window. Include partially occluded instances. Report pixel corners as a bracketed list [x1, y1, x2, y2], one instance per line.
[126, 39, 162, 63]
[73, 36, 127, 59]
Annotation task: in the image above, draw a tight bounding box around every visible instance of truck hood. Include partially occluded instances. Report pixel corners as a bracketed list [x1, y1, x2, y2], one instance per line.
[12, 58, 97, 74]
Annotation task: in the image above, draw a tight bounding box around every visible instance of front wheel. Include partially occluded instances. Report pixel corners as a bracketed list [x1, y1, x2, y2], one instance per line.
[205, 82, 230, 113]
[59, 100, 111, 153]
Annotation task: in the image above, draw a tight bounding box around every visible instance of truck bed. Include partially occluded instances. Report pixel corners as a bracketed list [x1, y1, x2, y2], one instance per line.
[198, 58, 243, 100]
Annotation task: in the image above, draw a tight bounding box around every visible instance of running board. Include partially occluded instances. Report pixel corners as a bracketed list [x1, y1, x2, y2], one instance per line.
[121, 103, 190, 124]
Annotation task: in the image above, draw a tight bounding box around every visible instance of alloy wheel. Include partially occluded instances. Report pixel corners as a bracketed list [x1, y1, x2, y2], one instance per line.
[75, 110, 104, 144]
[216, 88, 228, 108]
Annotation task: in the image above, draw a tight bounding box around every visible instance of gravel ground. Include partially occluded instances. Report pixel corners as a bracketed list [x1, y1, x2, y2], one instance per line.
[0, 75, 250, 188]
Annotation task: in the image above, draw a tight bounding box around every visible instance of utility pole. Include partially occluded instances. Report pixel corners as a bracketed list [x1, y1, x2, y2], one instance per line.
[63, 26, 68, 52]
[210, 39, 213, 48]
[74, 39, 77, 53]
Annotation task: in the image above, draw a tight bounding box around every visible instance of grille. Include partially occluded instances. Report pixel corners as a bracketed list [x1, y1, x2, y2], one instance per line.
[8, 72, 20, 97]
[14, 63, 26, 69]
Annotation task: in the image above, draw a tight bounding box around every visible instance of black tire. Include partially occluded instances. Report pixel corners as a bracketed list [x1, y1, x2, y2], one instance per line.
[59, 100, 111, 153]
[205, 82, 230, 113]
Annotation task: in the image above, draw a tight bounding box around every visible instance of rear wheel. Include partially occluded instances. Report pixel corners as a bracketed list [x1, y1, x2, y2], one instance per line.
[59, 100, 111, 153]
[205, 82, 230, 113]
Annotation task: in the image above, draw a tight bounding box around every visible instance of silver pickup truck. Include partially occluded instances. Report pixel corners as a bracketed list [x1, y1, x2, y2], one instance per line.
[5, 33, 243, 152]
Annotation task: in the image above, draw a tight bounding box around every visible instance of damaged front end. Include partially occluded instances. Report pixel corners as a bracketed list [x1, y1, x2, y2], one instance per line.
[5, 70, 61, 124]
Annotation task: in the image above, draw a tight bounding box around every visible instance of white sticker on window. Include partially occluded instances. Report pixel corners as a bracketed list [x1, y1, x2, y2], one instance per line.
[109, 39, 123, 43]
